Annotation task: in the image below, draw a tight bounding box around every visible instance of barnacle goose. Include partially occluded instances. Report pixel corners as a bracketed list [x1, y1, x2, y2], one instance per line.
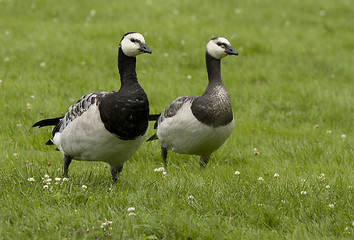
[148, 37, 238, 167]
[33, 32, 152, 181]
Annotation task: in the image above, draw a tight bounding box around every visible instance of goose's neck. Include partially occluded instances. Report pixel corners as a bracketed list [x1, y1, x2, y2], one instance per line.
[118, 47, 138, 86]
[204, 52, 223, 94]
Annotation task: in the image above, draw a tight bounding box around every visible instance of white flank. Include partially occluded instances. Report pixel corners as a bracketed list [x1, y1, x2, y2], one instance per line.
[53, 104, 147, 166]
[157, 102, 234, 156]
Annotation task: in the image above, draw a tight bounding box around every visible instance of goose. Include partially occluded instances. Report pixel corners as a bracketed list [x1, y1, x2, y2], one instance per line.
[33, 32, 152, 181]
[147, 37, 238, 167]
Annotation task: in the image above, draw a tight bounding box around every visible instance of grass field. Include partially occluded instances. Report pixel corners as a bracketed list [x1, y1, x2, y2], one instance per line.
[1, 0, 353, 239]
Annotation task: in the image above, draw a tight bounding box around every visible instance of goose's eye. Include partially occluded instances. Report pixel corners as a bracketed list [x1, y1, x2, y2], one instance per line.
[217, 42, 222, 46]
[130, 39, 136, 43]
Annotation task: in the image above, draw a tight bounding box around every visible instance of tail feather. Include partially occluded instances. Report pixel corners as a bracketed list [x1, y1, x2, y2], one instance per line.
[147, 133, 158, 142]
[148, 114, 160, 121]
[33, 117, 62, 128]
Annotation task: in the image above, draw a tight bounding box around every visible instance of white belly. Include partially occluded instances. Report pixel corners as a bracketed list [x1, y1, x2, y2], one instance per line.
[53, 105, 147, 166]
[156, 103, 234, 156]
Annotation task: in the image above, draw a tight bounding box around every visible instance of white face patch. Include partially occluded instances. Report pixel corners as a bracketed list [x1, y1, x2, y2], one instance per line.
[120, 33, 147, 57]
[206, 37, 232, 59]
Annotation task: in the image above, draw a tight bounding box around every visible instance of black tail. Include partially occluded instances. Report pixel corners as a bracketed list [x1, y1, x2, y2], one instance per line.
[148, 114, 160, 121]
[147, 133, 158, 142]
[33, 117, 62, 128]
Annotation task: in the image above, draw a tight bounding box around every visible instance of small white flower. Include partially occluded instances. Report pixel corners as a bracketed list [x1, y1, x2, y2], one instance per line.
[328, 203, 335, 208]
[101, 219, 113, 228]
[319, 173, 325, 181]
[281, 200, 286, 204]
[40, 62, 46, 67]
[127, 207, 135, 212]
[325, 185, 330, 189]
[30, 95, 35, 99]
[90, 9, 96, 16]
[300, 191, 307, 195]
[154, 167, 165, 172]
[62, 177, 69, 181]
[341, 134, 346, 139]
[55, 177, 61, 181]
[352, 221, 354, 227]
[273, 173, 280, 178]
[128, 212, 136, 216]
[188, 195, 195, 200]
[326, 130, 332, 134]
[258, 177, 264, 182]
[258, 203, 263, 206]
[43, 185, 49, 189]
[254, 148, 257, 151]
[28, 177, 35, 182]
[82, 185, 88, 190]
[187, 75, 192, 79]
[44, 174, 50, 178]
[349, 186, 353, 189]
[13, 153, 19, 159]
[234, 171, 240, 175]
[16, 123, 22, 127]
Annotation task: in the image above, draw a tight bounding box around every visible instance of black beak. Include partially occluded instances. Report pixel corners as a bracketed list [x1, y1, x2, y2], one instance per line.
[225, 45, 238, 55]
[139, 43, 152, 54]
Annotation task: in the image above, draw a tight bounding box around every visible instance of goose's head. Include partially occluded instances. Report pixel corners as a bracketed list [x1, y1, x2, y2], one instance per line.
[120, 32, 152, 57]
[206, 37, 238, 59]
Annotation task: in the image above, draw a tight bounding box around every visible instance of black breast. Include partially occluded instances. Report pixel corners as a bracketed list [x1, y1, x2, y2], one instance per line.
[99, 85, 149, 140]
[191, 85, 233, 128]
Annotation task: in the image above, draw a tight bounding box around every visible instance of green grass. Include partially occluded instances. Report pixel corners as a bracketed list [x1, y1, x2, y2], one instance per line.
[1, 0, 353, 239]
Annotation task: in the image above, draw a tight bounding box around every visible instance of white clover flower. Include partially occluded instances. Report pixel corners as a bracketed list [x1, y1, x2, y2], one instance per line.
[127, 207, 135, 212]
[82, 185, 88, 190]
[13, 153, 19, 159]
[281, 200, 286, 204]
[154, 167, 165, 172]
[187, 75, 192, 79]
[300, 191, 307, 195]
[258, 177, 264, 182]
[341, 134, 346, 139]
[55, 177, 62, 181]
[326, 130, 332, 134]
[16, 123, 22, 127]
[258, 203, 263, 206]
[28, 177, 35, 183]
[90, 9, 96, 16]
[319, 173, 325, 181]
[62, 177, 69, 181]
[43, 185, 49, 189]
[301, 179, 306, 182]
[40, 62, 46, 67]
[44, 174, 50, 178]
[325, 185, 330, 189]
[188, 195, 195, 200]
[30, 95, 35, 99]
[100, 219, 113, 228]
[273, 173, 280, 178]
[328, 203, 335, 208]
[234, 171, 240, 175]
[254, 148, 257, 151]
[128, 212, 136, 216]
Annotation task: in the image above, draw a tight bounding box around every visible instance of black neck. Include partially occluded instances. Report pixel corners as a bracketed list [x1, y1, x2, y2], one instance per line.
[118, 47, 137, 86]
[203, 52, 223, 95]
